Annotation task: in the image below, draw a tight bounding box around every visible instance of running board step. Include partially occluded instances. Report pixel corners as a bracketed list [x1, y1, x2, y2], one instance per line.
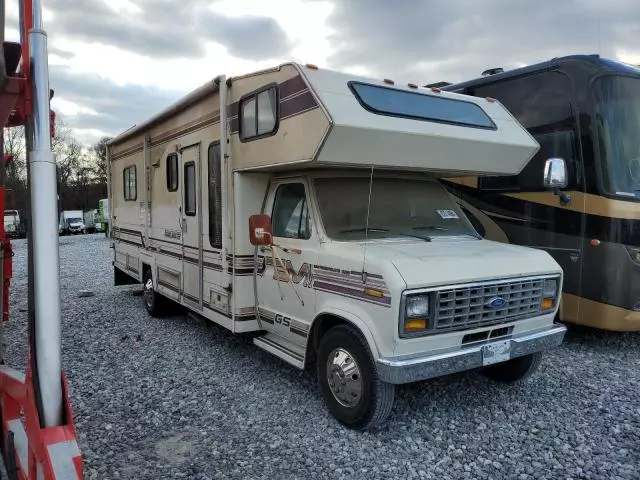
[253, 333, 305, 369]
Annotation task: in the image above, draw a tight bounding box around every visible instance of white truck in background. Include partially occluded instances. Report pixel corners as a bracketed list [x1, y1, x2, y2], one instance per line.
[4, 209, 25, 238]
[59, 210, 85, 235]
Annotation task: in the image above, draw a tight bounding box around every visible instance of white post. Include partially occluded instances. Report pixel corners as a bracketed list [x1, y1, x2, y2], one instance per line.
[27, 0, 63, 428]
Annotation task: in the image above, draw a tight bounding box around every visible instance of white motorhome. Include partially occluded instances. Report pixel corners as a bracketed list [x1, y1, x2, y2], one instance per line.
[59, 210, 85, 235]
[107, 63, 567, 429]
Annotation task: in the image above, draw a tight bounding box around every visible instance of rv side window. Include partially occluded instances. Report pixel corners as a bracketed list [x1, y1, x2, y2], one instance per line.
[184, 162, 196, 216]
[239, 86, 278, 141]
[166, 153, 178, 192]
[271, 183, 311, 240]
[208, 142, 223, 249]
[349, 81, 496, 129]
[123, 165, 137, 201]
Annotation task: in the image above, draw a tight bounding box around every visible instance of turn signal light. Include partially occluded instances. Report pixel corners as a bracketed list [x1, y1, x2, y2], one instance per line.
[405, 319, 428, 330]
[541, 298, 554, 310]
[364, 287, 384, 298]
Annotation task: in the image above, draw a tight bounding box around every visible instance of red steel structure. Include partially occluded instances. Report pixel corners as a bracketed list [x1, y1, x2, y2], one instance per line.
[0, 1, 84, 478]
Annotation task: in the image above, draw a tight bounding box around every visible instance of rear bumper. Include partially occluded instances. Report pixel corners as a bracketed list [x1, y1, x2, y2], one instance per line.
[376, 324, 567, 384]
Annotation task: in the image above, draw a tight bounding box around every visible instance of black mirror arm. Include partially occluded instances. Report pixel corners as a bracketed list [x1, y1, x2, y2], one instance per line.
[553, 187, 571, 206]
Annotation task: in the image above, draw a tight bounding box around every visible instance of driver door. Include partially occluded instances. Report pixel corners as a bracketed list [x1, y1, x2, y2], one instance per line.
[255, 179, 317, 347]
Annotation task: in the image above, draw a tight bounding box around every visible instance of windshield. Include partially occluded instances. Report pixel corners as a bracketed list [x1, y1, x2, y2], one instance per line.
[594, 76, 640, 198]
[68, 218, 82, 224]
[314, 176, 479, 241]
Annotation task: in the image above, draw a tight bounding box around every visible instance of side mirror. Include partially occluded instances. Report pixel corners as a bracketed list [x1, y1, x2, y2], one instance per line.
[249, 214, 273, 246]
[543, 157, 568, 189]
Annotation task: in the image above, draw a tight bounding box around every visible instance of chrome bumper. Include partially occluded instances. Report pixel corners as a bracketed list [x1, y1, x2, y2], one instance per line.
[376, 324, 567, 384]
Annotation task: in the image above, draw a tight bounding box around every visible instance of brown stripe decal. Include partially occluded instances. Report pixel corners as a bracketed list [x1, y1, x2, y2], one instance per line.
[314, 281, 392, 306]
[280, 91, 318, 120]
[279, 74, 308, 99]
[112, 73, 319, 160]
[151, 113, 220, 147]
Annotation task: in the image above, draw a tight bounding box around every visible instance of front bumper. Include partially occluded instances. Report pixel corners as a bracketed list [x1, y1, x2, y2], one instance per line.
[376, 324, 567, 384]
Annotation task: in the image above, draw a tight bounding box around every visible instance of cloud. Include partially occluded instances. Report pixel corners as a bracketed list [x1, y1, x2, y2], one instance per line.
[50, 65, 184, 143]
[322, 0, 640, 83]
[44, 0, 291, 61]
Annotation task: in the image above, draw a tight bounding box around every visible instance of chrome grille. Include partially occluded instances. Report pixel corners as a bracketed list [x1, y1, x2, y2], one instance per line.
[436, 278, 545, 331]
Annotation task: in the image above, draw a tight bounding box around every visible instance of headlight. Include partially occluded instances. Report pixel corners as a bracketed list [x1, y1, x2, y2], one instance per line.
[625, 245, 640, 265]
[541, 278, 559, 311]
[543, 279, 557, 298]
[400, 293, 432, 337]
[406, 294, 429, 318]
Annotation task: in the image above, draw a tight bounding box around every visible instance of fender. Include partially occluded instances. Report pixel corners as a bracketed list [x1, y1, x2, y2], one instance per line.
[312, 302, 390, 360]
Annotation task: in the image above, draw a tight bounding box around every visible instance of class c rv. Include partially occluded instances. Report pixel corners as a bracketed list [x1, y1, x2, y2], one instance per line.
[107, 62, 567, 429]
[436, 54, 640, 332]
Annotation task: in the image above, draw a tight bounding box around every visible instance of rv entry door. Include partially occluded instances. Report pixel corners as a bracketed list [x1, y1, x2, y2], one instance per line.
[180, 144, 203, 309]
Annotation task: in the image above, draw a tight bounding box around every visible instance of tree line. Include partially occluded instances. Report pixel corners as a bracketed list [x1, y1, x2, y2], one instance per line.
[2, 114, 112, 216]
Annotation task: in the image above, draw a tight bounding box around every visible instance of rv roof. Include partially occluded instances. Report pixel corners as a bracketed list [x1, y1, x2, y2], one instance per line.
[109, 62, 540, 176]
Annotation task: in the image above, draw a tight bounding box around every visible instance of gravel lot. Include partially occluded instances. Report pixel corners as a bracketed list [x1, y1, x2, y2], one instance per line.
[1, 234, 639, 479]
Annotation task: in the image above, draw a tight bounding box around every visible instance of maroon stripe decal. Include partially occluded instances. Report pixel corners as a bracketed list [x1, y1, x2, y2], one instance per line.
[279, 74, 307, 99]
[280, 91, 318, 120]
[314, 281, 392, 306]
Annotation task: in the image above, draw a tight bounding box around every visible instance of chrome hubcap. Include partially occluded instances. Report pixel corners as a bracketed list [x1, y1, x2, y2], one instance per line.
[144, 278, 154, 308]
[326, 347, 362, 408]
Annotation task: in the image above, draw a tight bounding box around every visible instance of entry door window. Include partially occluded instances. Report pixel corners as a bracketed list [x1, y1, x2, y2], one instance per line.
[184, 162, 196, 216]
[271, 183, 311, 239]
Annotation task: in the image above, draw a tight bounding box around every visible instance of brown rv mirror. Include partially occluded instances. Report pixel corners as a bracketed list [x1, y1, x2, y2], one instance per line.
[249, 214, 273, 246]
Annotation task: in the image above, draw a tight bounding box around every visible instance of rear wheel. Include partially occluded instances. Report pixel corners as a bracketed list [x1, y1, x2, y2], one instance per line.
[481, 352, 543, 383]
[317, 324, 395, 430]
[143, 269, 169, 318]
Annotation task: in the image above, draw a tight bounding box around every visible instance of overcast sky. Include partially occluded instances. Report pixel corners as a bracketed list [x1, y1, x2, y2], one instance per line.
[5, 0, 640, 145]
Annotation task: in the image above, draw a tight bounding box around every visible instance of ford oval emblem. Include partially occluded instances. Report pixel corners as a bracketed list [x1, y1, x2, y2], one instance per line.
[487, 296, 506, 309]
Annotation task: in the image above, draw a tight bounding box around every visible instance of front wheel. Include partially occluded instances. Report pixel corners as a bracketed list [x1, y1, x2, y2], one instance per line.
[317, 324, 395, 430]
[481, 352, 543, 383]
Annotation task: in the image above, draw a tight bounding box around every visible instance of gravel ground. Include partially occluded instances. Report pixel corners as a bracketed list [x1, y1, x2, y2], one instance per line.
[1, 234, 639, 479]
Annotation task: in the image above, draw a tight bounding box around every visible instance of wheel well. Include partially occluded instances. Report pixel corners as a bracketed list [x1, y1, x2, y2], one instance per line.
[306, 314, 357, 367]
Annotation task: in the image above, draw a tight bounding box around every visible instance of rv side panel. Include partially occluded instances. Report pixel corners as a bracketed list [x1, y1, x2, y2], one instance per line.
[229, 63, 332, 172]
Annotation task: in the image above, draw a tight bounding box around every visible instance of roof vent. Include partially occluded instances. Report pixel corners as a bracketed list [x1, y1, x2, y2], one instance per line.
[481, 67, 504, 76]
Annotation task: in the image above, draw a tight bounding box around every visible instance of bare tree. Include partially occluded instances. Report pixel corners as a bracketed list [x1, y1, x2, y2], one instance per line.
[89, 136, 111, 185]
[3, 126, 26, 189]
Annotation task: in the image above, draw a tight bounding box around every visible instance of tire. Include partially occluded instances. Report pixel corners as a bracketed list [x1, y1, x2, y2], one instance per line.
[143, 269, 168, 318]
[317, 324, 395, 430]
[481, 352, 543, 383]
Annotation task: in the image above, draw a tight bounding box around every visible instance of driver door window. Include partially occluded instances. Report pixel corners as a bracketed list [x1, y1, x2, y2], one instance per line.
[271, 183, 311, 239]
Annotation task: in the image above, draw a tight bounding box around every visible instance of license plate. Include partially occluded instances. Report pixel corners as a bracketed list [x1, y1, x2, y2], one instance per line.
[481, 340, 511, 366]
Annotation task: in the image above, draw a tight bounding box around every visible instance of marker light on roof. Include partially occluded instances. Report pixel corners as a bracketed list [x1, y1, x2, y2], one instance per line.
[486, 97, 496, 103]
[407, 83, 418, 88]
[430, 87, 441, 93]
[383, 78, 395, 85]
[305, 63, 318, 70]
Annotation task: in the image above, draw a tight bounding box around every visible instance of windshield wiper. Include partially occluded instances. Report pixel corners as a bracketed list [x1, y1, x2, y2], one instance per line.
[413, 225, 481, 240]
[412, 225, 449, 231]
[339, 226, 389, 233]
[395, 233, 432, 242]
